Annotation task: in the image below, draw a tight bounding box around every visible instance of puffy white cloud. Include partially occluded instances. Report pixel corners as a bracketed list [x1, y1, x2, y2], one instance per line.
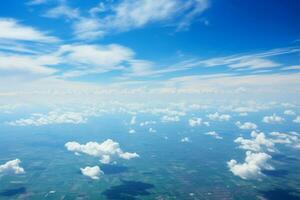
[128, 129, 136, 134]
[262, 114, 284, 124]
[181, 137, 190, 143]
[189, 117, 202, 127]
[0, 159, 25, 175]
[140, 121, 156, 126]
[284, 110, 296, 115]
[148, 128, 157, 133]
[0, 18, 59, 42]
[204, 131, 222, 140]
[80, 166, 103, 180]
[227, 151, 273, 180]
[293, 116, 300, 123]
[130, 116, 136, 125]
[234, 131, 275, 152]
[269, 132, 300, 149]
[207, 112, 231, 121]
[161, 115, 180, 122]
[235, 121, 257, 130]
[65, 139, 139, 164]
[7, 111, 87, 126]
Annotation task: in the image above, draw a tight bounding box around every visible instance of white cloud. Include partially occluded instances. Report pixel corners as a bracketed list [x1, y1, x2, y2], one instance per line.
[204, 131, 222, 139]
[269, 132, 300, 149]
[161, 115, 180, 122]
[207, 112, 231, 121]
[234, 131, 275, 152]
[293, 116, 300, 123]
[189, 117, 202, 127]
[130, 116, 136, 125]
[0, 53, 58, 75]
[181, 137, 190, 143]
[284, 110, 296, 115]
[0, 18, 59, 42]
[229, 58, 280, 69]
[27, 0, 48, 5]
[58, 44, 134, 77]
[148, 127, 157, 133]
[140, 121, 156, 126]
[7, 111, 87, 126]
[227, 151, 273, 180]
[65, 139, 139, 164]
[0, 159, 25, 175]
[129, 129, 136, 134]
[235, 121, 257, 130]
[80, 166, 103, 180]
[71, 0, 209, 39]
[262, 114, 284, 124]
[44, 5, 80, 19]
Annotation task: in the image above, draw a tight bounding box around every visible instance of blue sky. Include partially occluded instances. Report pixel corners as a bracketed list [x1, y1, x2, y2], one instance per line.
[0, 0, 300, 104]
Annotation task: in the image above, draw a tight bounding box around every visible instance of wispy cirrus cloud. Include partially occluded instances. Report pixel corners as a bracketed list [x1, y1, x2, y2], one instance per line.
[0, 18, 59, 43]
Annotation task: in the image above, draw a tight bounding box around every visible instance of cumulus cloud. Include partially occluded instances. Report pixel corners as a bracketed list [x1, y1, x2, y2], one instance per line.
[235, 121, 257, 130]
[130, 116, 136, 125]
[140, 121, 156, 126]
[204, 131, 223, 139]
[80, 166, 103, 180]
[65, 139, 139, 164]
[284, 110, 296, 115]
[234, 131, 275, 152]
[227, 151, 273, 180]
[128, 129, 136, 134]
[293, 116, 300, 123]
[161, 115, 180, 122]
[189, 117, 202, 127]
[148, 128, 157, 133]
[207, 112, 231, 121]
[262, 114, 284, 124]
[7, 111, 87, 126]
[269, 132, 300, 149]
[0, 159, 25, 175]
[181, 137, 190, 143]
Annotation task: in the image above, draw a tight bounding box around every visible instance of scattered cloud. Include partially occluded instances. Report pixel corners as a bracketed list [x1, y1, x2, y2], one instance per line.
[80, 166, 103, 180]
[293, 116, 300, 123]
[269, 132, 300, 149]
[7, 111, 87, 126]
[0, 18, 59, 42]
[181, 137, 190, 143]
[262, 114, 284, 124]
[130, 116, 136, 125]
[227, 151, 273, 180]
[148, 127, 157, 133]
[70, 0, 209, 39]
[235, 121, 257, 130]
[140, 121, 156, 126]
[234, 131, 275, 152]
[207, 112, 231, 121]
[284, 110, 296, 115]
[0, 159, 25, 175]
[129, 129, 136, 134]
[204, 131, 222, 139]
[65, 139, 139, 164]
[161, 115, 180, 122]
[44, 4, 80, 20]
[189, 117, 201, 127]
